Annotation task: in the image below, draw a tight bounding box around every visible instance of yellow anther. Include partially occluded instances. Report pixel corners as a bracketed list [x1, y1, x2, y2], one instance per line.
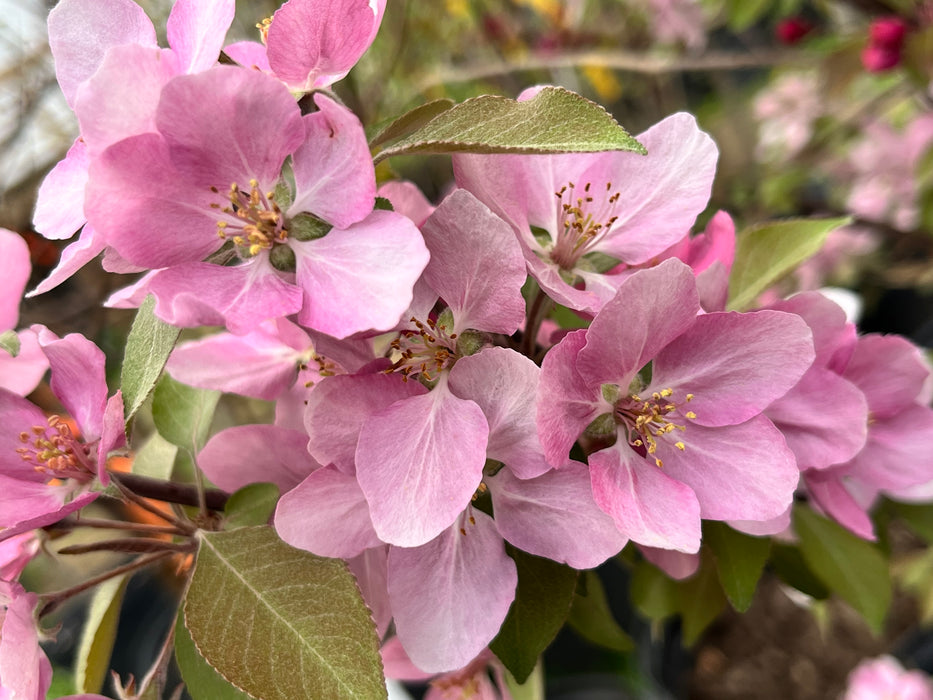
[660, 388, 673, 397]
[686, 394, 694, 401]
[675, 442, 686, 451]
[685, 411, 696, 419]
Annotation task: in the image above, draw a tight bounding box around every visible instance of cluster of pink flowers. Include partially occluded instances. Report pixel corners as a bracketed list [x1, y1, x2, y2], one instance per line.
[3, 0, 933, 694]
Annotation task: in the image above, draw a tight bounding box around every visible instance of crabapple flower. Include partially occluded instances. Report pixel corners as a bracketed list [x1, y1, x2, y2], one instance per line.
[537, 259, 814, 552]
[305, 190, 526, 547]
[32, 0, 236, 293]
[454, 110, 717, 313]
[224, 0, 386, 93]
[278, 348, 624, 671]
[85, 65, 428, 337]
[0, 329, 124, 541]
[804, 333, 933, 540]
[844, 655, 933, 700]
[0, 532, 40, 582]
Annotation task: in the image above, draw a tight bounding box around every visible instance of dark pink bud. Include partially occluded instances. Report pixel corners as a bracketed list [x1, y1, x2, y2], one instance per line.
[869, 17, 908, 49]
[861, 43, 902, 71]
[776, 17, 812, 45]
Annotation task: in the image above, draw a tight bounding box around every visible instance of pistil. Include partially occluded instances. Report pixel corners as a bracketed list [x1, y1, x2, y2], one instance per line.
[212, 180, 288, 257]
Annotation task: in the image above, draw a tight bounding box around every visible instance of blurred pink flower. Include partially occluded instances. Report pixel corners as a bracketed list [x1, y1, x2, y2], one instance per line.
[844, 656, 933, 700]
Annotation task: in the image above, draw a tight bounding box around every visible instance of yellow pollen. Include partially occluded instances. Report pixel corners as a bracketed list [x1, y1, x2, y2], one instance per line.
[675, 441, 686, 451]
[686, 393, 694, 401]
[685, 411, 697, 419]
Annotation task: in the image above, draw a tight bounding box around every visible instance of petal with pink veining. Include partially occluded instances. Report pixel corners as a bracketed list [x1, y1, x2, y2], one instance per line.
[356, 378, 489, 547]
[387, 511, 517, 673]
[166, 0, 235, 74]
[33, 138, 89, 241]
[489, 461, 628, 568]
[28, 225, 106, 297]
[199, 425, 316, 493]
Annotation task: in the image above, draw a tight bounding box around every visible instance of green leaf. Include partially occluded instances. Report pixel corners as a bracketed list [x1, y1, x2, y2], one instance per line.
[224, 483, 281, 529]
[503, 662, 545, 700]
[676, 556, 727, 645]
[726, 0, 770, 31]
[132, 431, 179, 480]
[567, 570, 633, 652]
[490, 549, 578, 683]
[373, 87, 645, 164]
[892, 500, 933, 544]
[151, 374, 220, 453]
[727, 217, 850, 310]
[184, 526, 385, 700]
[368, 98, 455, 148]
[75, 574, 129, 694]
[174, 614, 253, 700]
[793, 504, 891, 633]
[0, 329, 20, 357]
[629, 560, 680, 621]
[121, 296, 181, 422]
[769, 543, 830, 600]
[704, 522, 771, 612]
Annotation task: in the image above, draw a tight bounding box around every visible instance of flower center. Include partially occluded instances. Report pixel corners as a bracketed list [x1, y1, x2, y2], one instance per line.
[385, 317, 458, 383]
[212, 180, 288, 258]
[614, 388, 696, 468]
[549, 181, 622, 270]
[16, 416, 95, 482]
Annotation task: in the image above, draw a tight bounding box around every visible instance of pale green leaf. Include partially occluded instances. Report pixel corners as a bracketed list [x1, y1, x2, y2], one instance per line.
[490, 548, 577, 683]
[704, 521, 771, 612]
[567, 570, 633, 651]
[185, 526, 386, 700]
[121, 296, 181, 422]
[629, 560, 680, 622]
[794, 504, 891, 633]
[727, 217, 850, 310]
[151, 374, 220, 453]
[132, 431, 179, 481]
[0, 329, 20, 357]
[175, 614, 253, 700]
[224, 483, 280, 529]
[75, 574, 129, 694]
[503, 662, 544, 700]
[374, 87, 645, 164]
[676, 556, 727, 645]
[368, 98, 455, 148]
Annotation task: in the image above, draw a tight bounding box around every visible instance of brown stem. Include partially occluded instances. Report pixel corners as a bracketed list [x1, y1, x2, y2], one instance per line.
[110, 472, 228, 517]
[522, 287, 553, 360]
[53, 516, 189, 537]
[58, 538, 197, 556]
[38, 550, 175, 618]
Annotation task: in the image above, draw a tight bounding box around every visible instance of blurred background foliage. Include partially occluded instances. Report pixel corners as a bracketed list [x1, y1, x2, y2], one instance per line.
[3, 0, 933, 698]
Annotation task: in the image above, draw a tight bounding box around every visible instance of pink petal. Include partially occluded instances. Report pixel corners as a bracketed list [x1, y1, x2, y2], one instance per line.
[356, 379, 489, 547]
[536, 329, 605, 467]
[275, 465, 382, 558]
[421, 190, 526, 334]
[0, 476, 70, 529]
[0, 490, 99, 544]
[388, 511, 517, 673]
[0, 582, 52, 700]
[48, 0, 157, 107]
[167, 323, 308, 400]
[844, 334, 932, 418]
[0, 390, 51, 483]
[166, 0, 235, 73]
[147, 261, 304, 335]
[155, 66, 305, 190]
[589, 443, 702, 553]
[223, 40, 271, 72]
[766, 368, 868, 469]
[198, 425, 316, 493]
[27, 225, 106, 297]
[95, 393, 126, 484]
[289, 95, 375, 228]
[769, 291, 856, 370]
[0, 229, 29, 330]
[653, 416, 799, 523]
[652, 310, 814, 427]
[292, 210, 429, 338]
[377, 181, 435, 227]
[33, 138, 89, 240]
[75, 45, 179, 158]
[847, 405, 933, 491]
[639, 545, 700, 580]
[348, 546, 391, 639]
[266, 0, 378, 90]
[489, 461, 628, 568]
[577, 259, 700, 388]
[448, 347, 552, 479]
[33, 327, 108, 441]
[305, 373, 427, 474]
[805, 471, 876, 540]
[0, 330, 48, 397]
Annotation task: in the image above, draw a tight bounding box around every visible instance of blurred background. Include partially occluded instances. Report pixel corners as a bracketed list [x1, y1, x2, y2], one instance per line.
[3, 0, 933, 698]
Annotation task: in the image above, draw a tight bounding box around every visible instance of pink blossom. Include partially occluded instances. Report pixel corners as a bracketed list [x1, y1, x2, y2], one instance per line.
[85, 66, 428, 338]
[0, 229, 47, 396]
[537, 259, 813, 552]
[454, 111, 717, 313]
[382, 638, 512, 699]
[0, 533, 40, 582]
[844, 656, 933, 700]
[0, 328, 124, 542]
[224, 0, 386, 93]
